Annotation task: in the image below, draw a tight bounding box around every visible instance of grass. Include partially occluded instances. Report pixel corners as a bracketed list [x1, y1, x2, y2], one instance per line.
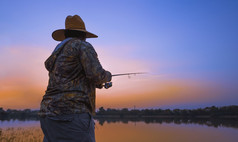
[0, 127, 44, 142]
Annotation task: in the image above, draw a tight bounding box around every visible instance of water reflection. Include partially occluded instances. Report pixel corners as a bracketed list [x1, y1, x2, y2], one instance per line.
[95, 121, 238, 142]
[1, 117, 237, 129]
[95, 117, 238, 129]
[0, 119, 238, 142]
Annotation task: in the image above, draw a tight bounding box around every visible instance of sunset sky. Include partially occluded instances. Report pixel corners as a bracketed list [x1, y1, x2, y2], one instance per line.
[0, 0, 238, 110]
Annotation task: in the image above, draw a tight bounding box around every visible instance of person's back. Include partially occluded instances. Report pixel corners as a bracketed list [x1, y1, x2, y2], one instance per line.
[39, 15, 111, 142]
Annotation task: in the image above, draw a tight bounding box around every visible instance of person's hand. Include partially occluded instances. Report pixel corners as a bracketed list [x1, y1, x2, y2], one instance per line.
[106, 71, 112, 82]
[96, 84, 103, 89]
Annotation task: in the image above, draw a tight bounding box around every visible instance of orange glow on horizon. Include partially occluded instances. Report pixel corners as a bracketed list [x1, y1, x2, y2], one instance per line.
[96, 77, 222, 109]
[0, 45, 226, 110]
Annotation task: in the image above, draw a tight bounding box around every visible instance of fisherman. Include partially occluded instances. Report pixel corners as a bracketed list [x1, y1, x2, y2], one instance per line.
[39, 15, 112, 142]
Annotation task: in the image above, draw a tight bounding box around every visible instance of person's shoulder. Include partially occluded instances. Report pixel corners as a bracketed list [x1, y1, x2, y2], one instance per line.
[67, 38, 82, 49]
[81, 41, 94, 49]
[81, 41, 97, 57]
[67, 38, 94, 50]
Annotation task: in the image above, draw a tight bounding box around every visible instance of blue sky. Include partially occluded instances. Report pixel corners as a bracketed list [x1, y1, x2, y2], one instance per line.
[0, 0, 238, 109]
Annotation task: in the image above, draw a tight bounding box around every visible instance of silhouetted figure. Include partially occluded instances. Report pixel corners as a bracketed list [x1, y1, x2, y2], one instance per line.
[39, 15, 111, 142]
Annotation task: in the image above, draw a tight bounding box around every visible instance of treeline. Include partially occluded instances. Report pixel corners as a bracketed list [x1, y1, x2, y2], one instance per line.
[96, 105, 238, 118]
[1, 105, 238, 120]
[0, 108, 39, 120]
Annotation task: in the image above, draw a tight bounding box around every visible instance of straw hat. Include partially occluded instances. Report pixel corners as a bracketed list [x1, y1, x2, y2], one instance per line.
[52, 15, 98, 41]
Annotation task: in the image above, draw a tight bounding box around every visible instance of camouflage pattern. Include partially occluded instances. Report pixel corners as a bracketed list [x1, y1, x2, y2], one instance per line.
[39, 38, 111, 117]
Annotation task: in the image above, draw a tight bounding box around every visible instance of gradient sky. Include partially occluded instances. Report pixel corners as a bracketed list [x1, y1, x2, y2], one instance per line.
[0, 0, 238, 110]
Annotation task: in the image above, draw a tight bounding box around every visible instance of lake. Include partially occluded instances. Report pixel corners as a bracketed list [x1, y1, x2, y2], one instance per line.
[0, 118, 238, 142]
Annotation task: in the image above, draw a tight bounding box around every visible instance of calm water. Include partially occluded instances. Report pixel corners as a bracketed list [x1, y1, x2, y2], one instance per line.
[0, 119, 238, 142]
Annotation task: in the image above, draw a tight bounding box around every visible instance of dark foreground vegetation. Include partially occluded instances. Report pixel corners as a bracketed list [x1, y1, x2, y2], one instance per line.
[0, 105, 238, 128]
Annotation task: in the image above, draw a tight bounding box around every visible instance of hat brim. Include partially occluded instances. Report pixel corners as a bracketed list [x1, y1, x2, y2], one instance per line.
[52, 29, 98, 41]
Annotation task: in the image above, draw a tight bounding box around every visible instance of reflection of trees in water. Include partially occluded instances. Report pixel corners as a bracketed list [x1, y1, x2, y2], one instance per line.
[1, 116, 237, 129]
[0, 115, 39, 121]
[95, 117, 238, 129]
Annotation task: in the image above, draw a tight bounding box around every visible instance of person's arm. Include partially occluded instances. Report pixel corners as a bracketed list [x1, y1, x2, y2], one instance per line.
[79, 42, 111, 85]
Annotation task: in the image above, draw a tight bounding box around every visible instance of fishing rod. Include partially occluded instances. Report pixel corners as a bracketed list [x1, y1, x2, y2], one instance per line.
[112, 72, 146, 77]
[103, 72, 147, 89]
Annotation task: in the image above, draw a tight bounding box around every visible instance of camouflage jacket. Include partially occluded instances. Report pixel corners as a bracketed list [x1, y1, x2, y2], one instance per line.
[39, 38, 111, 117]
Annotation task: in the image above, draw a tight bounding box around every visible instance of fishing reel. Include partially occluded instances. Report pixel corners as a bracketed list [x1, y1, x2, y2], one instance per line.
[96, 72, 146, 89]
[104, 82, 112, 89]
